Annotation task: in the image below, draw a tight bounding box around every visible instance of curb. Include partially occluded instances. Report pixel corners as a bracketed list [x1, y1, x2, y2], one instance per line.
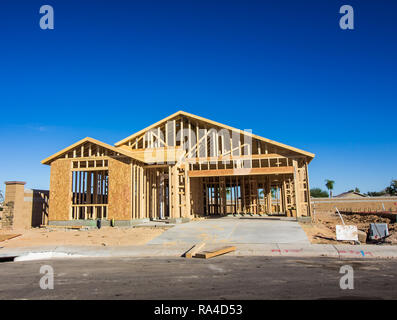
[1, 244, 397, 261]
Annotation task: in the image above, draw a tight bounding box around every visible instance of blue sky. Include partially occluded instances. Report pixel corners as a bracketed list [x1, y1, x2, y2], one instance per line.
[0, 0, 396, 194]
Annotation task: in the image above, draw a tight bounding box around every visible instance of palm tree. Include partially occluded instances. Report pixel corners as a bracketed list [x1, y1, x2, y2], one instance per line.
[325, 179, 335, 198]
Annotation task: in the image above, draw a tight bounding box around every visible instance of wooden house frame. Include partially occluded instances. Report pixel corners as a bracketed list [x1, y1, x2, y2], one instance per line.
[42, 111, 314, 225]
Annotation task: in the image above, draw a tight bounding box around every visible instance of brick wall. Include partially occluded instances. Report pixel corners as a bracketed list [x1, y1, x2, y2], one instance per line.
[0, 181, 49, 229]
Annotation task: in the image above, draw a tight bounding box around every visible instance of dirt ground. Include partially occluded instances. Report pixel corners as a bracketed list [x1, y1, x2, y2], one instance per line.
[2, 213, 396, 248]
[0, 226, 168, 248]
[300, 211, 397, 245]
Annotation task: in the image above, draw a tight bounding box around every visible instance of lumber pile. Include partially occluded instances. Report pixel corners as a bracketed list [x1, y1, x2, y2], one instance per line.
[184, 242, 236, 259]
[185, 242, 206, 258]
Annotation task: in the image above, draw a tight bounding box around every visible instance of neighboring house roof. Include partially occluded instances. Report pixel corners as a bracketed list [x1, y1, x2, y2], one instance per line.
[334, 191, 368, 198]
[114, 110, 315, 160]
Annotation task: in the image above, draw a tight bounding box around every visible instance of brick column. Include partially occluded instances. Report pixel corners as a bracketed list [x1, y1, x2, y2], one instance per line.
[4, 181, 27, 229]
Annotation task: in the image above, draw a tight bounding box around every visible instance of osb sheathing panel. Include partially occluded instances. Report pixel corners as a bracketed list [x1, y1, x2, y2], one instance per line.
[49, 159, 72, 221]
[108, 157, 132, 220]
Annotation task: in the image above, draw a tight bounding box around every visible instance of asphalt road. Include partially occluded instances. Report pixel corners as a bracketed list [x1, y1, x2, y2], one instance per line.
[0, 256, 396, 300]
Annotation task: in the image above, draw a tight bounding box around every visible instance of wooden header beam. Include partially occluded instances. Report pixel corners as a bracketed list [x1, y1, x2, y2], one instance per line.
[185, 153, 304, 163]
[188, 166, 294, 178]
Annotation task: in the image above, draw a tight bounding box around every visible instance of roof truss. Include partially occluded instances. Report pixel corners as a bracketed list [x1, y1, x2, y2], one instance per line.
[41, 137, 141, 165]
[114, 111, 315, 159]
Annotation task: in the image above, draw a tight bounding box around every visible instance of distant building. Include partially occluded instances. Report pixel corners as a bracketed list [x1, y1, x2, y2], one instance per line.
[334, 191, 368, 198]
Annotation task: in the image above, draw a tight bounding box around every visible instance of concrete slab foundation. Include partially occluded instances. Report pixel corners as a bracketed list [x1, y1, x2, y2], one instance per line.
[48, 218, 151, 228]
[148, 218, 310, 245]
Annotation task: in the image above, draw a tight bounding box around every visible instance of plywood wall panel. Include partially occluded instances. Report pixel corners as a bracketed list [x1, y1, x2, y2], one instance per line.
[49, 159, 72, 221]
[108, 157, 132, 220]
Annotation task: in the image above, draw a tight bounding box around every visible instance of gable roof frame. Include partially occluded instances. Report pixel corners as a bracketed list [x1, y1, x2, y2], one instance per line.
[41, 137, 142, 165]
[114, 110, 315, 160]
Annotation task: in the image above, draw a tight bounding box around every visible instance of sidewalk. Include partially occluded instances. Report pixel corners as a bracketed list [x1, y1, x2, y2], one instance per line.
[2, 242, 397, 261]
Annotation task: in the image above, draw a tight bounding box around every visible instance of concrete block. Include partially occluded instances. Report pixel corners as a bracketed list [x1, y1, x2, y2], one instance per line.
[357, 230, 367, 243]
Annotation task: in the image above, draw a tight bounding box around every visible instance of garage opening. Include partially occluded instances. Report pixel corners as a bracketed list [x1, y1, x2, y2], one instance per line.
[197, 174, 294, 216]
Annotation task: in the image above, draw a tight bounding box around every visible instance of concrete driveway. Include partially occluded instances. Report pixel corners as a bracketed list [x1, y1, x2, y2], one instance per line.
[148, 217, 310, 245]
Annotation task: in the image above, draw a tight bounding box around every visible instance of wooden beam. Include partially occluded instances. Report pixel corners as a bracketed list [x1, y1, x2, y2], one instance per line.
[185, 242, 206, 258]
[186, 153, 292, 163]
[114, 111, 315, 162]
[194, 246, 236, 259]
[188, 166, 294, 178]
[72, 167, 108, 172]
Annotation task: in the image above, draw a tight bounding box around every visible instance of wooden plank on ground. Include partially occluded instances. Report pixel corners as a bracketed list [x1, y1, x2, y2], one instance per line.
[0, 234, 22, 242]
[194, 246, 236, 259]
[185, 242, 206, 258]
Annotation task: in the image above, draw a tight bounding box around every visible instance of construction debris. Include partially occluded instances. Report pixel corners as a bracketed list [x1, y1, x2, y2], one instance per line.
[368, 223, 391, 244]
[313, 233, 336, 241]
[334, 207, 359, 242]
[368, 223, 389, 240]
[335, 225, 358, 241]
[301, 210, 397, 245]
[194, 246, 236, 259]
[185, 242, 206, 258]
[357, 229, 367, 243]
